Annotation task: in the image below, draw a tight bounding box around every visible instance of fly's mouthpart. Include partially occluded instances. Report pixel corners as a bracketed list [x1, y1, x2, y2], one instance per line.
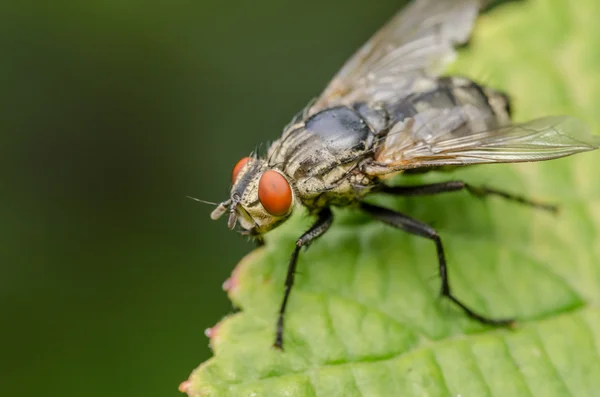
[210, 199, 231, 220]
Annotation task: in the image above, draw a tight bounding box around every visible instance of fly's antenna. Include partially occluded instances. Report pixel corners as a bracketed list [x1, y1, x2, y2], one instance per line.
[187, 196, 230, 220]
[226, 195, 240, 229]
[186, 196, 219, 206]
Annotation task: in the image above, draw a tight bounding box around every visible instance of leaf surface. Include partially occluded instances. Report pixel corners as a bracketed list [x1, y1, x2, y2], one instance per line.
[185, 1, 600, 395]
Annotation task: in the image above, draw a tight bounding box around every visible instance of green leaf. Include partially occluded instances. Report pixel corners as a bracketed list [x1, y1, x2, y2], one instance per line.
[183, 1, 600, 396]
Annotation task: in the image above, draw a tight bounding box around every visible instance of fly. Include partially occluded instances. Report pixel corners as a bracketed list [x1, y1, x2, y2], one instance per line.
[208, 0, 600, 349]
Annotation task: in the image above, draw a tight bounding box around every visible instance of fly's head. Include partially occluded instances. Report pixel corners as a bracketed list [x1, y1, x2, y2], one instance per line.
[211, 156, 295, 235]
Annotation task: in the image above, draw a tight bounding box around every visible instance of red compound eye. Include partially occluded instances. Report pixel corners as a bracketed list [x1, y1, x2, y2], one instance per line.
[258, 170, 292, 216]
[232, 157, 251, 184]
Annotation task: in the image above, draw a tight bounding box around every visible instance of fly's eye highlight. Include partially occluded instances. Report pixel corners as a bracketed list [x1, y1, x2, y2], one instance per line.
[232, 157, 252, 184]
[258, 170, 292, 216]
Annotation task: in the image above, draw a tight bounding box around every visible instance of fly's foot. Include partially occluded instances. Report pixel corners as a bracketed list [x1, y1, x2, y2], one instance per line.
[465, 184, 559, 214]
[273, 316, 284, 350]
[443, 292, 516, 328]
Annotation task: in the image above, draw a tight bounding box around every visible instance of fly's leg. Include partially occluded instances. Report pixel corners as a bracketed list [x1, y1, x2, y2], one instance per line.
[273, 208, 334, 350]
[360, 202, 515, 326]
[380, 181, 558, 213]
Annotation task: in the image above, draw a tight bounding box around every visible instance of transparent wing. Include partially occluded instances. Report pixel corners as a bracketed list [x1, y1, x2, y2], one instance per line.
[310, 0, 484, 113]
[372, 115, 599, 171]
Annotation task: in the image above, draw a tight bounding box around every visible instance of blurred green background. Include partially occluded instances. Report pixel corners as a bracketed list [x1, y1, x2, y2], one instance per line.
[0, 0, 406, 396]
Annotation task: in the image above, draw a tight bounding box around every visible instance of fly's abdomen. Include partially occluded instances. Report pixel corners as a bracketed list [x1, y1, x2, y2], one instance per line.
[389, 76, 511, 137]
[374, 77, 512, 164]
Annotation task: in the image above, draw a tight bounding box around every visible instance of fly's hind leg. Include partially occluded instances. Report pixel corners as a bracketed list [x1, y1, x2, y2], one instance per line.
[360, 202, 515, 327]
[273, 208, 334, 350]
[380, 181, 558, 213]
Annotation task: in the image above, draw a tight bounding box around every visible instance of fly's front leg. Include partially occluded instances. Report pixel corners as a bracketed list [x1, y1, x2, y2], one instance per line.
[273, 207, 334, 350]
[360, 202, 515, 327]
[380, 181, 558, 213]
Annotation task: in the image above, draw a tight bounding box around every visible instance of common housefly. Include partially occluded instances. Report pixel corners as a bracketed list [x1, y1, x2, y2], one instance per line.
[208, 0, 600, 349]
